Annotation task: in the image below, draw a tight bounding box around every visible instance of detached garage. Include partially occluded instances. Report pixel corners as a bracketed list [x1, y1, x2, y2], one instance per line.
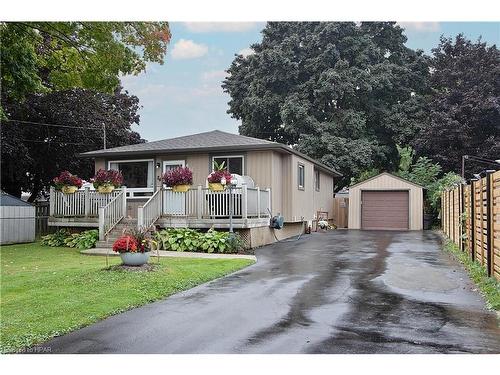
[348, 173, 424, 231]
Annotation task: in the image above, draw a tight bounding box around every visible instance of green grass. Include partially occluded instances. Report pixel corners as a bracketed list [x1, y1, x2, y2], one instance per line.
[0, 242, 254, 353]
[443, 238, 500, 311]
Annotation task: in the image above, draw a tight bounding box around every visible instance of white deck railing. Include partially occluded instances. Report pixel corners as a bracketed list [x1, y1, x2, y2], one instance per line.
[98, 189, 127, 240]
[161, 185, 271, 219]
[49, 187, 124, 217]
[137, 189, 162, 230]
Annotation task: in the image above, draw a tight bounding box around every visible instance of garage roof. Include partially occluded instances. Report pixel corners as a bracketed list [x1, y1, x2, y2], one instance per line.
[349, 172, 425, 189]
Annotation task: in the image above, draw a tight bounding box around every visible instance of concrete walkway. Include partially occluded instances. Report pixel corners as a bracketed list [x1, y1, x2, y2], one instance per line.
[81, 248, 256, 261]
[44, 231, 500, 353]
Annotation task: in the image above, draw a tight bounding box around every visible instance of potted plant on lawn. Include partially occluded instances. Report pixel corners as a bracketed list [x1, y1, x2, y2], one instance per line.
[92, 169, 123, 193]
[53, 171, 83, 194]
[162, 166, 193, 192]
[112, 227, 156, 266]
[207, 161, 232, 192]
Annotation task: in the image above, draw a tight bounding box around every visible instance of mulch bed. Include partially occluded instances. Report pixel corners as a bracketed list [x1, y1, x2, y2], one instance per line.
[104, 263, 159, 272]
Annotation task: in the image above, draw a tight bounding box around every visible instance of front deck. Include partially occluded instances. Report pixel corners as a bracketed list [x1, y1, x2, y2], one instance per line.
[48, 186, 272, 239]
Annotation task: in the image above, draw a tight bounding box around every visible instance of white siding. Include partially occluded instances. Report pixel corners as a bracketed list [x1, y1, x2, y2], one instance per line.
[0, 206, 36, 244]
[348, 173, 423, 230]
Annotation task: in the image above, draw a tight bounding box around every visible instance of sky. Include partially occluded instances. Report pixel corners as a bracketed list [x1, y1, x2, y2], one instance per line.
[121, 22, 500, 142]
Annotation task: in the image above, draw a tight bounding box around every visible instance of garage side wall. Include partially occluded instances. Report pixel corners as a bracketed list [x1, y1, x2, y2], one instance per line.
[348, 174, 423, 230]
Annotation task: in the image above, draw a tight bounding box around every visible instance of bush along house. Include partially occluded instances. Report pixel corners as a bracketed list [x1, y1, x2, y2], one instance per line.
[48, 130, 341, 248]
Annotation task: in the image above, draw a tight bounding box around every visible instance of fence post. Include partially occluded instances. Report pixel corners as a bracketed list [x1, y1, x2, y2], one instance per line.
[137, 206, 144, 229]
[84, 187, 90, 217]
[470, 179, 476, 261]
[256, 187, 261, 218]
[267, 188, 272, 217]
[486, 171, 494, 277]
[49, 187, 55, 216]
[98, 207, 105, 241]
[121, 186, 127, 218]
[197, 185, 203, 219]
[242, 185, 248, 220]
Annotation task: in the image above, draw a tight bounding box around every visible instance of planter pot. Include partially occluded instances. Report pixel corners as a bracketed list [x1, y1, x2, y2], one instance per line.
[120, 251, 150, 266]
[97, 185, 115, 194]
[172, 184, 191, 193]
[61, 185, 78, 194]
[423, 213, 433, 230]
[208, 183, 224, 192]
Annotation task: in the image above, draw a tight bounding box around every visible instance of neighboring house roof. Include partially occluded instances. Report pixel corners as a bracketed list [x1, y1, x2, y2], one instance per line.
[0, 191, 34, 207]
[349, 172, 426, 189]
[80, 130, 342, 177]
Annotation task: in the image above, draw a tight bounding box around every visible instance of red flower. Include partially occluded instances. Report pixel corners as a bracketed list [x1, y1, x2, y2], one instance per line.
[52, 171, 83, 190]
[207, 169, 232, 183]
[112, 236, 139, 253]
[92, 169, 123, 188]
[161, 167, 193, 187]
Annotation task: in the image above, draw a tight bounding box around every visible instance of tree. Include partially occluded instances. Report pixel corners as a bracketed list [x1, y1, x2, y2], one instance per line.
[1, 88, 144, 200]
[223, 22, 430, 187]
[1, 22, 171, 103]
[414, 34, 500, 178]
[0, 22, 171, 199]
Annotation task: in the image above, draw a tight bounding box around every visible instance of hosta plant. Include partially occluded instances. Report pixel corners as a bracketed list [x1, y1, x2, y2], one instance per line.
[41, 229, 71, 247]
[64, 230, 99, 249]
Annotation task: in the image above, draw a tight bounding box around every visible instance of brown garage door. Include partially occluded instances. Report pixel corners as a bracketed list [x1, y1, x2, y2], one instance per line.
[361, 191, 409, 230]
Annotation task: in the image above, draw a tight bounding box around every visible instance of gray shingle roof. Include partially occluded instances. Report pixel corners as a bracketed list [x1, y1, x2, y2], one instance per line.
[81, 130, 277, 156]
[80, 130, 342, 177]
[0, 191, 33, 207]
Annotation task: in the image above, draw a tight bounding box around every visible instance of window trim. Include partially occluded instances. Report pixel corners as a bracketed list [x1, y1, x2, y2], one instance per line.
[297, 162, 305, 190]
[314, 169, 320, 192]
[211, 154, 245, 175]
[107, 158, 155, 197]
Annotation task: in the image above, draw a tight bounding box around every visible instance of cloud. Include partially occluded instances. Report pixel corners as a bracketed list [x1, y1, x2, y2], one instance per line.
[171, 39, 208, 59]
[398, 22, 441, 32]
[238, 47, 255, 57]
[201, 70, 227, 82]
[183, 22, 259, 33]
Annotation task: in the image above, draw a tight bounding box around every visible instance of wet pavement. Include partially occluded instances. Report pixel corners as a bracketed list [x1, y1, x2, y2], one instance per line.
[41, 230, 500, 354]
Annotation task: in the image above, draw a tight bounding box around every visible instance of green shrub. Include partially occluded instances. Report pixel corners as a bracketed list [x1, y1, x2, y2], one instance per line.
[41, 229, 70, 247]
[155, 228, 201, 252]
[64, 230, 99, 249]
[155, 228, 244, 254]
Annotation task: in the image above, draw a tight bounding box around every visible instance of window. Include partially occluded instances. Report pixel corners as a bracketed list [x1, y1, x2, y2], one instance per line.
[212, 156, 244, 175]
[314, 169, 320, 191]
[108, 160, 154, 190]
[298, 163, 305, 190]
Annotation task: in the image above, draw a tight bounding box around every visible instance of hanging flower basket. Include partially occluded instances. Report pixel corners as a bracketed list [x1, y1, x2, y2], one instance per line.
[53, 171, 83, 194]
[61, 185, 79, 194]
[208, 183, 224, 192]
[172, 184, 190, 193]
[162, 166, 193, 193]
[92, 169, 123, 193]
[207, 169, 232, 192]
[97, 184, 115, 194]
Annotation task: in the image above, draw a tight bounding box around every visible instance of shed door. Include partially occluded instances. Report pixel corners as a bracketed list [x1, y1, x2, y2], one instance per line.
[361, 191, 409, 230]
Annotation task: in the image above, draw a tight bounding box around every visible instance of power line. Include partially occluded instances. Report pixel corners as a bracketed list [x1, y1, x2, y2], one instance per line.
[20, 139, 99, 146]
[1, 118, 103, 131]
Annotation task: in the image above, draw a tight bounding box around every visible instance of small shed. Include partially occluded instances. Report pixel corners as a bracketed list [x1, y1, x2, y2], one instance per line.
[1, 191, 36, 244]
[348, 173, 424, 231]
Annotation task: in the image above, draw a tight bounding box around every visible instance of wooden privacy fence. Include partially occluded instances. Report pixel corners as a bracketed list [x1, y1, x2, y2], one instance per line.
[441, 170, 500, 280]
[332, 197, 349, 228]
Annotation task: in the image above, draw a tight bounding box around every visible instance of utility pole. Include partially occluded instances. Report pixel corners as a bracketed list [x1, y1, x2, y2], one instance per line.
[103, 123, 106, 149]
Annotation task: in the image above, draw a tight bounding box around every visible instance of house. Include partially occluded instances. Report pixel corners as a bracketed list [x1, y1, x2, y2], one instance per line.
[348, 172, 424, 230]
[1, 191, 36, 244]
[48, 130, 341, 247]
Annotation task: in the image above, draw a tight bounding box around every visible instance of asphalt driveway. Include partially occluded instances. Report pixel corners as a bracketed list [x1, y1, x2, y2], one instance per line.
[41, 230, 500, 354]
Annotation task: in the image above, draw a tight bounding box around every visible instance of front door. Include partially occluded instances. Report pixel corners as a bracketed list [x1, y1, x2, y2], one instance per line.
[163, 160, 186, 215]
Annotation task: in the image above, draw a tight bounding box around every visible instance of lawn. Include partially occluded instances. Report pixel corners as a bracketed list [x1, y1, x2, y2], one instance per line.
[0, 242, 254, 353]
